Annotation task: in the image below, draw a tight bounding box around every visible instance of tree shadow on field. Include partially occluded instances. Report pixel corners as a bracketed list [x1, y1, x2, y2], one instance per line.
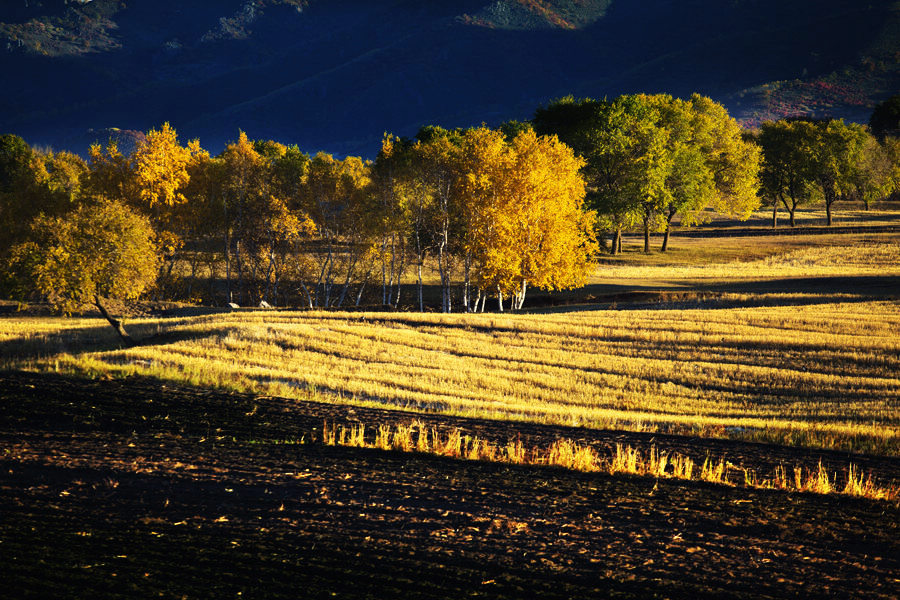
[0, 319, 235, 367]
[697, 275, 900, 297]
[525, 275, 900, 314]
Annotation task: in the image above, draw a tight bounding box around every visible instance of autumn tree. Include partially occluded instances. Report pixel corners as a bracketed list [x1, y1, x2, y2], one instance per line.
[84, 139, 136, 203]
[370, 134, 414, 308]
[457, 126, 510, 310]
[178, 146, 227, 301]
[132, 123, 204, 292]
[412, 126, 466, 312]
[459, 126, 597, 311]
[42, 150, 88, 213]
[297, 152, 373, 308]
[8, 198, 159, 344]
[220, 132, 316, 305]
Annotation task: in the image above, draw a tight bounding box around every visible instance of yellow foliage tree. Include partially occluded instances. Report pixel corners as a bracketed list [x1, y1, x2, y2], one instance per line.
[460, 127, 597, 311]
[9, 198, 160, 344]
[298, 152, 373, 308]
[132, 122, 194, 210]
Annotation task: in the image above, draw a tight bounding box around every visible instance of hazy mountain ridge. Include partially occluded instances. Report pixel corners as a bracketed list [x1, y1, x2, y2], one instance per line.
[1, 0, 896, 156]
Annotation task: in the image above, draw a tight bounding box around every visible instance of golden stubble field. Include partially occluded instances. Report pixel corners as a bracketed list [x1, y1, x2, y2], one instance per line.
[3, 239, 898, 456]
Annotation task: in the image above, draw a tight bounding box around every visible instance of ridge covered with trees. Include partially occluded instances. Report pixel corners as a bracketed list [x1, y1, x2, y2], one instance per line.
[1, 94, 898, 332]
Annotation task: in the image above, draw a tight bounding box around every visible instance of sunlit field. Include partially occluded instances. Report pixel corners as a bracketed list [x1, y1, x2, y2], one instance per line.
[4, 295, 898, 455]
[597, 237, 900, 280]
[3, 222, 899, 455]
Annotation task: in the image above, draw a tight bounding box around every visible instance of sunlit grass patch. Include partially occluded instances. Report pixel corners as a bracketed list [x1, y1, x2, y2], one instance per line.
[2, 235, 898, 455]
[319, 420, 900, 502]
[596, 240, 900, 280]
[2, 296, 898, 455]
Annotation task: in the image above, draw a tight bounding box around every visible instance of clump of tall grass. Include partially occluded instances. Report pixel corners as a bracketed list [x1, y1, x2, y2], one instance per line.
[319, 420, 899, 502]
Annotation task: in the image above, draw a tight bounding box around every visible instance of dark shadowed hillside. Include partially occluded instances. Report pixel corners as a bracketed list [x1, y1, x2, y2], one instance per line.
[1, 0, 897, 156]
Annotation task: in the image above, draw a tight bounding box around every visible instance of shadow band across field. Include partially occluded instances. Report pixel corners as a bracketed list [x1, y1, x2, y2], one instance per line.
[1, 371, 898, 599]
[525, 276, 900, 312]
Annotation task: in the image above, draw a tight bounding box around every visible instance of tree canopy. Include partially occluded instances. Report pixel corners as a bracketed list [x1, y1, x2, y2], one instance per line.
[8, 198, 160, 343]
[533, 93, 759, 252]
[3, 94, 894, 314]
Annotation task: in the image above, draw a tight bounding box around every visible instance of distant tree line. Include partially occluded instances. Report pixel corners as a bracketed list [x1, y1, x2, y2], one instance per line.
[756, 115, 900, 227]
[1, 93, 898, 319]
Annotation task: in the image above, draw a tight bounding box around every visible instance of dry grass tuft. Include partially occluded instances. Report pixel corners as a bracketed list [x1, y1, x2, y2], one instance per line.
[319, 420, 899, 502]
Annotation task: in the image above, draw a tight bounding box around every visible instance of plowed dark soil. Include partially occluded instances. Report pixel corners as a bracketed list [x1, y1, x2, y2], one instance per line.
[1, 372, 898, 599]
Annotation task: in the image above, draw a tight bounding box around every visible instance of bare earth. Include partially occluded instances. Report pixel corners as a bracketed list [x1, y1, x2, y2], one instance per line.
[1, 372, 898, 599]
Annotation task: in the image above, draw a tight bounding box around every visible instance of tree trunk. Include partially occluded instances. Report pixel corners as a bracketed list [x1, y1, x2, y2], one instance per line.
[516, 280, 527, 310]
[771, 198, 778, 229]
[826, 199, 833, 226]
[611, 229, 621, 255]
[225, 227, 232, 303]
[661, 208, 677, 252]
[298, 282, 314, 309]
[497, 286, 504, 313]
[463, 252, 471, 312]
[643, 214, 651, 254]
[337, 253, 357, 308]
[381, 237, 388, 306]
[94, 296, 135, 347]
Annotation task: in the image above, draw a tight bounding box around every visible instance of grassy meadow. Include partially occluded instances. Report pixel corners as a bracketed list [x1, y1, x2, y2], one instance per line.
[3, 229, 898, 456]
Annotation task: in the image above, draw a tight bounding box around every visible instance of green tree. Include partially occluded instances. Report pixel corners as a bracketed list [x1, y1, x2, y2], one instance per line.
[534, 95, 669, 254]
[757, 120, 817, 227]
[657, 94, 760, 251]
[0, 134, 45, 260]
[807, 119, 867, 226]
[8, 198, 160, 344]
[849, 134, 898, 210]
[869, 94, 900, 140]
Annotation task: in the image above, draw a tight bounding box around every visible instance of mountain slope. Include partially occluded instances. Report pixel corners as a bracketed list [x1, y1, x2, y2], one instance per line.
[1, 0, 897, 156]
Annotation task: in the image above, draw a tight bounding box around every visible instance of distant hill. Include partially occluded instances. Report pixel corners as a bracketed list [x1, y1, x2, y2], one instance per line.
[1, 0, 897, 157]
